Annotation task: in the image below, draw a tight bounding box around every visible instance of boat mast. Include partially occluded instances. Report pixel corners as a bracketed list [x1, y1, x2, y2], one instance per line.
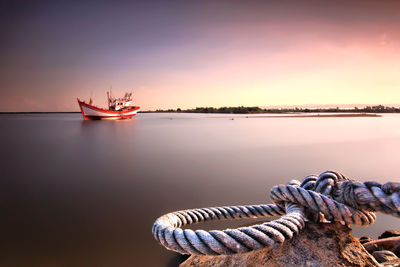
[107, 91, 110, 109]
[90, 90, 93, 105]
[107, 86, 112, 109]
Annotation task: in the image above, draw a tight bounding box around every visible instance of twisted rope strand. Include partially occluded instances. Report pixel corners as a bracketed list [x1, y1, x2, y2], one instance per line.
[152, 171, 399, 255]
[152, 203, 295, 255]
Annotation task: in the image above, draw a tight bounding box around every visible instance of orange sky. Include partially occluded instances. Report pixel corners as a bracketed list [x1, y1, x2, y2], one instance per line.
[1, 1, 400, 111]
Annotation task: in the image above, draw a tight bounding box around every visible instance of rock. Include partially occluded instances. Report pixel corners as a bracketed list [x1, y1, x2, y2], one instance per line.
[372, 250, 398, 263]
[360, 236, 374, 245]
[180, 222, 379, 267]
[381, 258, 400, 266]
[363, 237, 400, 257]
[395, 246, 400, 258]
[379, 231, 400, 240]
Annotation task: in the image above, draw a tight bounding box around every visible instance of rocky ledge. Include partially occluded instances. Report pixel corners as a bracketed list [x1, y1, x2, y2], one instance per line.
[180, 222, 400, 267]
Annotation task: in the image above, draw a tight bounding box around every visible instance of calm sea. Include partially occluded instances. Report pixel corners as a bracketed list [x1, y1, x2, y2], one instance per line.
[1, 113, 399, 266]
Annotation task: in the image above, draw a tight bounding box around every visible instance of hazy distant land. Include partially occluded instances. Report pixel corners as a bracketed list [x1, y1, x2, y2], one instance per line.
[146, 105, 399, 114]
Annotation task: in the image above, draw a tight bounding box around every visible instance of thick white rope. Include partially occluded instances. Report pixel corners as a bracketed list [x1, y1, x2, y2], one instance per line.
[152, 171, 399, 255]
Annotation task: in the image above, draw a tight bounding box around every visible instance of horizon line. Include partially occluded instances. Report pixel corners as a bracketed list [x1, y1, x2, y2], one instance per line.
[1, 104, 400, 114]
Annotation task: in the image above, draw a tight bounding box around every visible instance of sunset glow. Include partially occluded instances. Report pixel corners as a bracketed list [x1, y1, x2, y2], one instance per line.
[1, 1, 400, 111]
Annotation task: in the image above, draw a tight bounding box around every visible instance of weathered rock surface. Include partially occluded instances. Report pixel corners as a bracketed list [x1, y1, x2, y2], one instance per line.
[180, 222, 379, 267]
[372, 250, 398, 263]
[381, 258, 400, 266]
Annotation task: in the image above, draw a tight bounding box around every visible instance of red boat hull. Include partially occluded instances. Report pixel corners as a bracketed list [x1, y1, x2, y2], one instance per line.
[77, 98, 140, 120]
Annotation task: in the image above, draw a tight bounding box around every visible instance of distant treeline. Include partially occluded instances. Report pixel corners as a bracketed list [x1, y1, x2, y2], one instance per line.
[148, 105, 400, 114]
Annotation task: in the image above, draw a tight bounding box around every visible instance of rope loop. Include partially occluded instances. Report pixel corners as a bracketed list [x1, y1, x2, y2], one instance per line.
[152, 171, 399, 255]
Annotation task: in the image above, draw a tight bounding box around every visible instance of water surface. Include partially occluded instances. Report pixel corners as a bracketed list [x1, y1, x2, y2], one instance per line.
[1, 113, 399, 266]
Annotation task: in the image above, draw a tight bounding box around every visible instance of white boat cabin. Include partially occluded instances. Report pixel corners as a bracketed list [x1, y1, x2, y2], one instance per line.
[107, 91, 133, 111]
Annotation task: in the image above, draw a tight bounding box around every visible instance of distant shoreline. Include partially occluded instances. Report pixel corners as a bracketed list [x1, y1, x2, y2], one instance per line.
[242, 113, 381, 118]
[0, 104, 399, 114]
[145, 105, 400, 114]
[0, 112, 385, 118]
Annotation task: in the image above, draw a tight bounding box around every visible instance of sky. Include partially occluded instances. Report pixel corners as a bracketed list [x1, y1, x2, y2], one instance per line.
[1, 0, 400, 112]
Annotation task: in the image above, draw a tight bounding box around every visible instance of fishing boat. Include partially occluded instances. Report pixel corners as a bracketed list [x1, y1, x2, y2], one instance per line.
[77, 90, 140, 120]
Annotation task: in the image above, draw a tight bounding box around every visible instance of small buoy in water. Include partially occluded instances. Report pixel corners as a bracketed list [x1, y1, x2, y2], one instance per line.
[230, 118, 234, 120]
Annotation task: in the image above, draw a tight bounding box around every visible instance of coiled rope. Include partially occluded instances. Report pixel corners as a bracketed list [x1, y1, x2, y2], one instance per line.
[152, 171, 400, 255]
